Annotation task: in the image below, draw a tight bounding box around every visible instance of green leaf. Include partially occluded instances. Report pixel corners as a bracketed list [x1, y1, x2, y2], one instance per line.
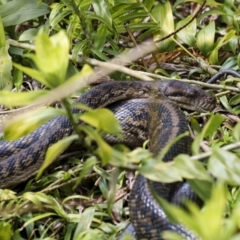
[4, 107, 64, 140]
[0, 222, 11, 240]
[19, 28, 39, 42]
[0, 16, 5, 47]
[192, 114, 225, 154]
[81, 125, 113, 165]
[93, 25, 108, 52]
[220, 95, 233, 113]
[176, 16, 196, 47]
[0, 0, 50, 27]
[0, 90, 48, 106]
[152, 2, 175, 51]
[80, 108, 122, 135]
[196, 184, 226, 239]
[188, 179, 212, 202]
[232, 123, 240, 141]
[174, 155, 211, 181]
[13, 68, 23, 91]
[30, 31, 70, 88]
[143, 0, 155, 11]
[208, 148, 240, 185]
[92, 0, 112, 27]
[22, 212, 57, 228]
[73, 207, 95, 240]
[74, 157, 98, 188]
[37, 134, 79, 179]
[196, 21, 215, 56]
[209, 30, 236, 65]
[0, 18, 13, 90]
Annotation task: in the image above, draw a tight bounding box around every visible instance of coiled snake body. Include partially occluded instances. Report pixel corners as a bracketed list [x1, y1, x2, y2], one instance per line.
[0, 80, 216, 239]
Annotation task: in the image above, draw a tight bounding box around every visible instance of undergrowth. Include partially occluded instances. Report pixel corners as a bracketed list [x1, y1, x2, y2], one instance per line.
[1, 0, 240, 239]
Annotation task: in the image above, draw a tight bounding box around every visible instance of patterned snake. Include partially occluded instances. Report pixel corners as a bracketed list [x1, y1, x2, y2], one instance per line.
[0, 80, 216, 239]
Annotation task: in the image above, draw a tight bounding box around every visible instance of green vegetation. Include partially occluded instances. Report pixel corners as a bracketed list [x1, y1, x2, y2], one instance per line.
[1, 0, 240, 239]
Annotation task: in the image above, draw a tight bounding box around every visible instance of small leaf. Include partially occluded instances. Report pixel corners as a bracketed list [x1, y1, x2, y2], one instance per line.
[37, 134, 79, 178]
[80, 108, 122, 135]
[13, 68, 23, 91]
[232, 123, 240, 141]
[81, 125, 113, 164]
[220, 95, 233, 113]
[229, 93, 240, 106]
[192, 114, 225, 154]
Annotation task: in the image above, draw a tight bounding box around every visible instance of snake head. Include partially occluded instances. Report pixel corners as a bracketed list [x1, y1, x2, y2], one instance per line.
[159, 80, 216, 112]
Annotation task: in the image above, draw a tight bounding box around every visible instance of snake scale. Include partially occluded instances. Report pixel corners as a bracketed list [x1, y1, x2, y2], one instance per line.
[0, 80, 216, 239]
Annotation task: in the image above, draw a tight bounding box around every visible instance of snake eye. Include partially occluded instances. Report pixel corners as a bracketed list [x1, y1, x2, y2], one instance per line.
[188, 89, 197, 97]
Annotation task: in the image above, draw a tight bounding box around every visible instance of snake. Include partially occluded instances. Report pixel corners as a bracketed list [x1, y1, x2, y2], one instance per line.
[0, 80, 216, 239]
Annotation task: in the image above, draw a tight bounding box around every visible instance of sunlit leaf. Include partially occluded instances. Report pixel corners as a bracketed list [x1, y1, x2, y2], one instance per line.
[37, 134, 79, 179]
[80, 108, 121, 135]
[196, 21, 215, 56]
[4, 107, 64, 140]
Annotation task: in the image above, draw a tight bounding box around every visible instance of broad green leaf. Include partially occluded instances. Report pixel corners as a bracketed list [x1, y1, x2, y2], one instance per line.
[92, 0, 112, 27]
[0, 17, 13, 90]
[19, 28, 39, 42]
[0, 222, 11, 240]
[221, 56, 238, 70]
[143, 0, 155, 11]
[196, 184, 226, 239]
[30, 31, 70, 88]
[139, 159, 183, 183]
[80, 108, 121, 135]
[176, 16, 196, 47]
[174, 154, 211, 181]
[4, 107, 64, 140]
[188, 179, 212, 202]
[0, 0, 50, 27]
[37, 134, 79, 178]
[208, 148, 240, 185]
[196, 21, 215, 56]
[0, 90, 48, 106]
[93, 25, 108, 52]
[152, 2, 175, 51]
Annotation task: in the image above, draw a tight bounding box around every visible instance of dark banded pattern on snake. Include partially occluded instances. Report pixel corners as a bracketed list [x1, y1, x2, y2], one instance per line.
[0, 80, 216, 239]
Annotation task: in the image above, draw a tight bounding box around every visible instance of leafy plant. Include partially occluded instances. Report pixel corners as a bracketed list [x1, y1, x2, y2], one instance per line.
[1, 0, 240, 239]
